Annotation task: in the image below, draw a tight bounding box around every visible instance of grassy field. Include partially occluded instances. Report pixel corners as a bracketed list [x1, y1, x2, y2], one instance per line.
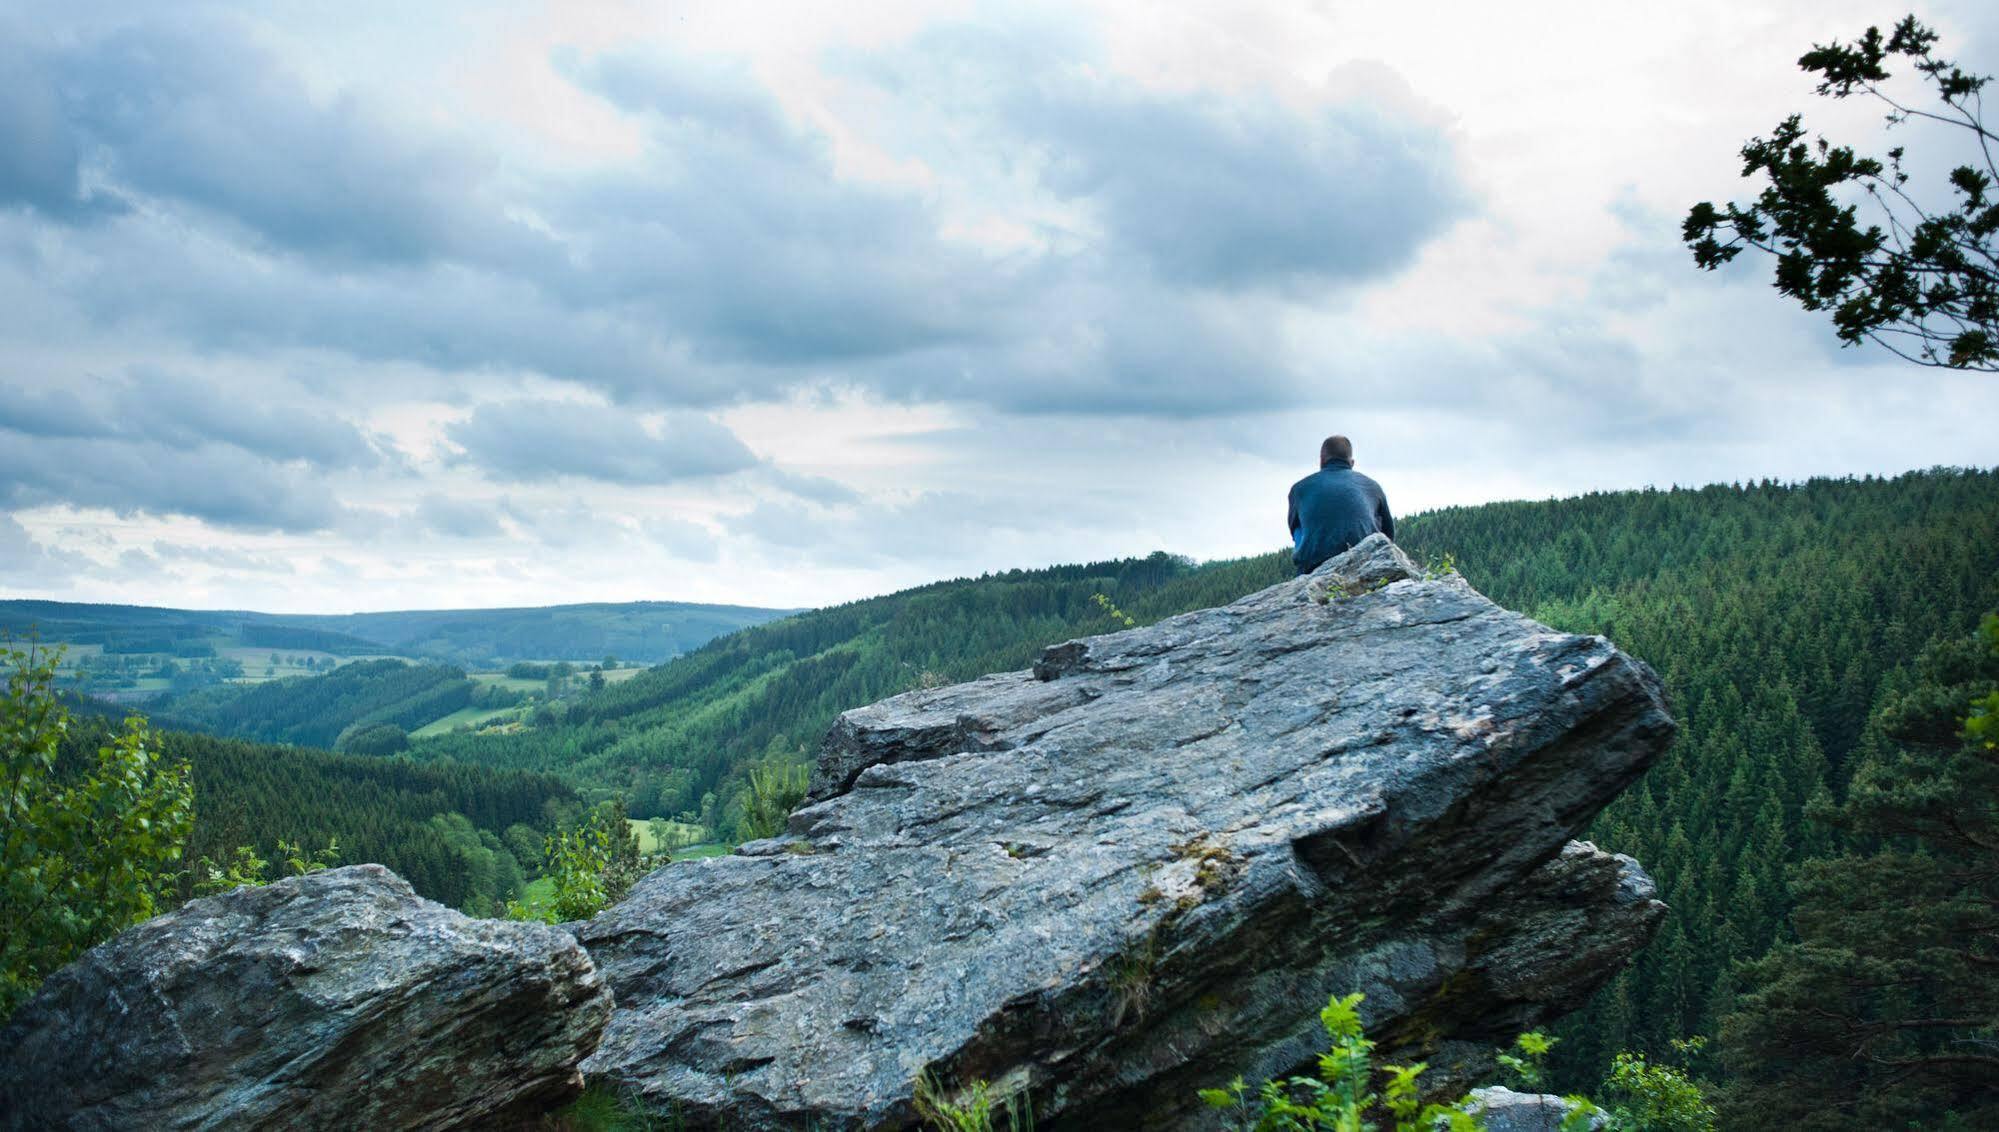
[628, 818, 708, 854]
[411, 703, 527, 739]
[515, 876, 557, 918]
[471, 667, 647, 692]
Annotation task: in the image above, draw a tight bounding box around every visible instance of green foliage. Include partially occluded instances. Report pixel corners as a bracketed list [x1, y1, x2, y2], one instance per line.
[188, 836, 340, 897]
[1091, 592, 1137, 628]
[913, 1072, 1034, 1132]
[507, 803, 644, 923]
[1201, 994, 1713, 1132]
[740, 762, 809, 842]
[0, 644, 194, 1018]
[539, 1082, 672, 1131]
[1715, 615, 1999, 1129]
[1963, 612, 1999, 750]
[1199, 993, 1481, 1132]
[191, 843, 272, 897]
[1594, 1041, 1715, 1132]
[1496, 1030, 1558, 1093]
[1683, 15, 1998, 370]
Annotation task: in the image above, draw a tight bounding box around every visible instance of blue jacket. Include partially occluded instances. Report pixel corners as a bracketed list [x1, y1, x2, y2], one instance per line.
[1287, 460, 1394, 574]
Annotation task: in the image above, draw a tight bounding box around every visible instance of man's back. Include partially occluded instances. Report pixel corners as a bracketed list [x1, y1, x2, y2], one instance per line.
[1288, 461, 1394, 575]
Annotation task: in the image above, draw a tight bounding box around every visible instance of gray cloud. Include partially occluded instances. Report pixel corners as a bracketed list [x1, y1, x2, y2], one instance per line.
[413, 494, 506, 539]
[0, 41, 90, 219]
[500, 497, 628, 550]
[150, 541, 298, 574]
[123, 372, 382, 468]
[549, 49, 993, 369]
[0, 373, 378, 530]
[0, 374, 380, 467]
[641, 516, 721, 562]
[763, 468, 862, 506]
[52, 19, 541, 267]
[1015, 80, 1469, 290]
[0, 513, 93, 588]
[0, 435, 348, 532]
[0, 383, 102, 437]
[449, 400, 757, 484]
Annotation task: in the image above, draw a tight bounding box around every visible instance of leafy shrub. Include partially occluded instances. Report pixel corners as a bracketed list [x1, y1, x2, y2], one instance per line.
[1, 644, 194, 1018]
[190, 837, 340, 897]
[914, 1073, 1032, 1132]
[506, 803, 644, 923]
[740, 762, 809, 841]
[1592, 1041, 1715, 1132]
[1198, 993, 1483, 1131]
[1194, 992, 1714, 1132]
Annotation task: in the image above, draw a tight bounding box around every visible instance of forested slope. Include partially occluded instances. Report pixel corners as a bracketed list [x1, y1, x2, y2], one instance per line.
[1394, 471, 1999, 1086]
[162, 659, 475, 750]
[55, 714, 576, 913]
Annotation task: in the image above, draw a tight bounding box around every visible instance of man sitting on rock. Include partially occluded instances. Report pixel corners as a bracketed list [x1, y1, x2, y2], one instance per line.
[1287, 434, 1396, 575]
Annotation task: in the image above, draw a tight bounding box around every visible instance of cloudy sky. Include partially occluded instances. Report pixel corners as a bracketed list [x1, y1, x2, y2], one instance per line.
[3, 0, 1995, 613]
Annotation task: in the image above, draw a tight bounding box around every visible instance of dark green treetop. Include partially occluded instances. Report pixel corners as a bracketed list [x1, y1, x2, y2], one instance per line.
[1717, 614, 1999, 1129]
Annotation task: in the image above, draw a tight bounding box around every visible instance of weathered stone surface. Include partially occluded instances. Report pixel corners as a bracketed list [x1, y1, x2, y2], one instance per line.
[0, 864, 612, 1131]
[579, 536, 1673, 1129]
[1460, 1086, 1605, 1131]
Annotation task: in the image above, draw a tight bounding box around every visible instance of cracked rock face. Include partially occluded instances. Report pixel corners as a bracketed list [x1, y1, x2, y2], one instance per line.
[0, 864, 612, 1131]
[577, 536, 1674, 1129]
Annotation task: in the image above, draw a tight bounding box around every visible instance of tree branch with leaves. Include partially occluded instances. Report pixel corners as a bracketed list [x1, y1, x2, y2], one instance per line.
[1684, 15, 1999, 370]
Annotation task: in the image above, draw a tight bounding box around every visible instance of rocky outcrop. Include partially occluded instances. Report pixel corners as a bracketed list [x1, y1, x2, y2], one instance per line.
[576, 536, 1674, 1129]
[1461, 1087, 1605, 1131]
[0, 864, 612, 1131]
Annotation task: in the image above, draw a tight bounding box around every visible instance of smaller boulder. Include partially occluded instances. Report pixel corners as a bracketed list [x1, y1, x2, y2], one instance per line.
[0, 864, 611, 1131]
[1460, 1086, 1604, 1132]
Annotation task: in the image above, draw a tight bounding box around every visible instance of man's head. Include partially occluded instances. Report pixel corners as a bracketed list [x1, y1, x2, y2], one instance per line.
[1319, 435, 1354, 468]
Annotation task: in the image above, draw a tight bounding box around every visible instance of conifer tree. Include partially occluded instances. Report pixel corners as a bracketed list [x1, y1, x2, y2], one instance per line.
[1717, 614, 1999, 1129]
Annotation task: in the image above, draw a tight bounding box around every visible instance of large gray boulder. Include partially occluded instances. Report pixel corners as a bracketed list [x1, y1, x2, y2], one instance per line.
[0, 864, 612, 1131]
[577, 536, 1674, 1129]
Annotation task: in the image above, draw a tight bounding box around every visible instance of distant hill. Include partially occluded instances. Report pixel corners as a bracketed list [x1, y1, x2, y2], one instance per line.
[0, 600, 387, 656]
[273, 601, 797, 667]
[0, 598, 794, 668]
